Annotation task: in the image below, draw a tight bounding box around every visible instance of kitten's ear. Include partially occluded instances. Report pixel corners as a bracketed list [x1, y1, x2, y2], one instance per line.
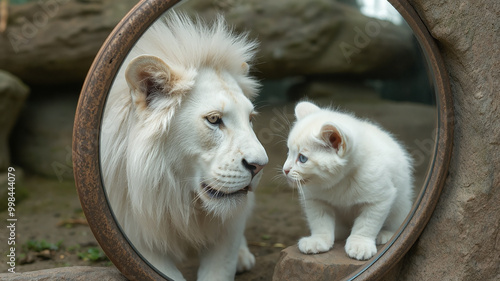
[320, 123, 346, 155]
[125, 55, 194, 110]
[295, 101, 320, 120]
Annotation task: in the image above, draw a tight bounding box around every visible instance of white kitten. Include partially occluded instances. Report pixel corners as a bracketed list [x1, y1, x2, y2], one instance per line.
[283, 101, 414, 260]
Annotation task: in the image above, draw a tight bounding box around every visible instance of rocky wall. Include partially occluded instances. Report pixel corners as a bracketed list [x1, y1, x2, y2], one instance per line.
[397, 0, 500, 280]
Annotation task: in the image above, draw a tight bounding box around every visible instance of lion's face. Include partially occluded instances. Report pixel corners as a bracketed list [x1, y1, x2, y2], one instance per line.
[125, 55, 268, 217]
[175, 68, 268, 214]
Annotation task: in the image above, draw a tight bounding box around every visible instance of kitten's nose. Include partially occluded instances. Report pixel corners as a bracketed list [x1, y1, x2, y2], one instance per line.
[283, 168, 290, 175]
[242, 159, 265, 177]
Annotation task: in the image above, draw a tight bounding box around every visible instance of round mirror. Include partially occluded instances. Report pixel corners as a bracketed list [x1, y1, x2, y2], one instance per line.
[73, 0, 453, 280]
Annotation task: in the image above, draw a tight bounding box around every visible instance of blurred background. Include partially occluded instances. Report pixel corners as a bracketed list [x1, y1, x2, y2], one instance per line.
[0, 0, 436, 280]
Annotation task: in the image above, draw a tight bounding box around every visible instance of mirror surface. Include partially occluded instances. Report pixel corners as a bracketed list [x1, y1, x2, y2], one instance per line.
[100, 0, 437, 280]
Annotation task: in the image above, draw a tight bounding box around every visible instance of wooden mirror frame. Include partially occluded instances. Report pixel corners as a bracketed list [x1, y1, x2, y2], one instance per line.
[72, 0, 453, 280]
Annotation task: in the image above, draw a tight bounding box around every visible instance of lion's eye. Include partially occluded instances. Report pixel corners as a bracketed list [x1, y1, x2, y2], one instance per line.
[206, 114, 222, 125]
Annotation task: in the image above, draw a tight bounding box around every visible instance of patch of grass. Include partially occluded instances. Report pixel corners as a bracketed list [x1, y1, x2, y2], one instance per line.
[77, 247, 108, 262]
[66, 244, 81, 252]
[24, 239, 63, 252]
[261, 234, 272, 240]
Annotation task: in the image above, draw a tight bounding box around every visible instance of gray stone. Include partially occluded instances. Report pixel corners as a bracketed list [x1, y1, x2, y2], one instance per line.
[272, 242, 367, 281]
[11, 93, 77, 181]
[0, 266, 127, 280]
[0, 0, 138, 84]
[177, 0, 416, 79]
[0, 70, 29, 171]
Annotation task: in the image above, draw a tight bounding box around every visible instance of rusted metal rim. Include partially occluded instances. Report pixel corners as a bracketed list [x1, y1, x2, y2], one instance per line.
[72, 0, 453, 280]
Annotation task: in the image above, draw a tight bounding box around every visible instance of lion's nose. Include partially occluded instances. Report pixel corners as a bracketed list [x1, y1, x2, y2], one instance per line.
[242, 159, 265, 177]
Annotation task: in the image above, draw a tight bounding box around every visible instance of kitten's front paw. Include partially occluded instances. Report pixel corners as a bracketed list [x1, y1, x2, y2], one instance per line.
[298, 235, 333, 254]
[236, 245, 255, 273]
[345, 235, 377, 260]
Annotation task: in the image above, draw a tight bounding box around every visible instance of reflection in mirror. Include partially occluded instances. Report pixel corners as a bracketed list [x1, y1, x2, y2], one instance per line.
[100, 0, 436, 280]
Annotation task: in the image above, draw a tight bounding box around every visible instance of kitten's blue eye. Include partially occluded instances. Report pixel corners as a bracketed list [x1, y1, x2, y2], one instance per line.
[298, 154, 308, 163]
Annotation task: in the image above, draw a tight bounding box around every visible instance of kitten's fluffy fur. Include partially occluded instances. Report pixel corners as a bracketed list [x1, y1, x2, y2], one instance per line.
[283, 101, 414, 260]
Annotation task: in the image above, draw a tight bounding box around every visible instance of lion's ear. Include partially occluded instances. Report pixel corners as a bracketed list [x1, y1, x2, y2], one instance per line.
[125, 55, 194, 109]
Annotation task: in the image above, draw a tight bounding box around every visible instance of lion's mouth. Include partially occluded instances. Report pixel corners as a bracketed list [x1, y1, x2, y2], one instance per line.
[201, 183, 251, 199]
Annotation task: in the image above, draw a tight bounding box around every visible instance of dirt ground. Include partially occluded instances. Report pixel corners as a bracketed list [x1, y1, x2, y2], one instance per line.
[0, 92, 436, 280]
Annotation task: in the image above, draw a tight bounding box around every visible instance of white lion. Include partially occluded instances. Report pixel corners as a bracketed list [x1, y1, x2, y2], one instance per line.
[100, 13, 268, 281]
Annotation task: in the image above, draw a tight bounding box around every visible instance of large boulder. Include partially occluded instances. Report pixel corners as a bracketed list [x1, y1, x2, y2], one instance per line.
[0, 0, 138, 85]
[0, 70, 29, 170]
[178, 0, 416, 79]
[0, 70, 29, 212]
[10, 92, 77, 181]
[0, 0, 415, 84]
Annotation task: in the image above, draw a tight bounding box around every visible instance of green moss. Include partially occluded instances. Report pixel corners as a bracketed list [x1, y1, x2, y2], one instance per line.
[23, 239, 63, 252]
[77, 247, 109, 262]
[11, 0, 36, 4]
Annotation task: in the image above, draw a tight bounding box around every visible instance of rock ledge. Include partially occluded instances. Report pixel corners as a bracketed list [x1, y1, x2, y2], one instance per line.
[0, 266, 127, 281]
